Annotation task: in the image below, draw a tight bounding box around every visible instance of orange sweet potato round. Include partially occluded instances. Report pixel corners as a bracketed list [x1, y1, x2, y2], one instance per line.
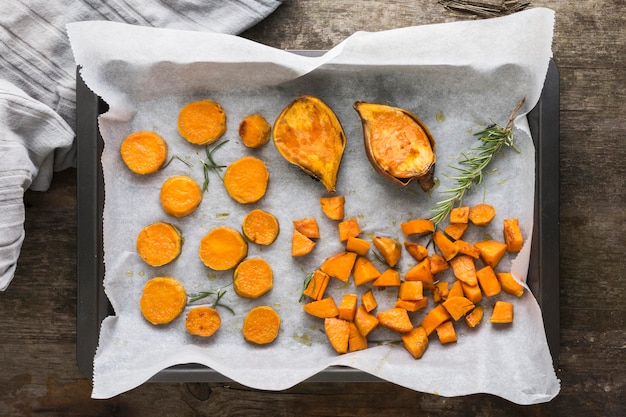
[120, 131, 168, 174]
[159, 175, 202, 217]
[178, 100, 227, 145]
[185, 306, 221, 337]
[242, 306, 280, 344]
[233, 258, 273, 299]
[242, 209, 279, 245]
[239, 113, 271, 148]
[223, 156, 269, 204]
[136, 222, 182, 267]
[199, 226, 248, 271]
[139, 277, 187, 325]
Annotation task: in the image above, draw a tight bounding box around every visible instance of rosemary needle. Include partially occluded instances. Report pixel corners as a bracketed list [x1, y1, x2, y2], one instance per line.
[189, 288, 235, 314]
[199, 140, 228, 192]
[430, 98, 525, 225]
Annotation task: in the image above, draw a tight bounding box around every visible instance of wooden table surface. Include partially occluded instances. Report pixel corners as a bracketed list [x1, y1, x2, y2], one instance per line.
[2, 1, 624, 415]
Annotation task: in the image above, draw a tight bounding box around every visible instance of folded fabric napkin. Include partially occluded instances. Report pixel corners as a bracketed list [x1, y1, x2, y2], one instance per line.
[0, 0, 282, 290]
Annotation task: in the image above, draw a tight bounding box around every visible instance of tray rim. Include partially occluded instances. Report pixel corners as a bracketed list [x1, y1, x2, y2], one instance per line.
[75, 56, 560, 382]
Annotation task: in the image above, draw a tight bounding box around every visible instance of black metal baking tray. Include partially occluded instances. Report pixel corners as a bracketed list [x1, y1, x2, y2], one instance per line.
[76, 57, 560, 381]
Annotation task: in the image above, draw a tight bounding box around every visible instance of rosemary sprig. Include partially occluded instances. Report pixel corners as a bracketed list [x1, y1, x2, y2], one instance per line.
[199, 140, 228, 192]
[188, 287, 235, 314]
[430, 98, 525, 225]
[161, 154, 193, 170]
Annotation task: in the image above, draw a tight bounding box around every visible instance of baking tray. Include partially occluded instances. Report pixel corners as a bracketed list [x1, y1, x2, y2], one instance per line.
[76, 56, 560, 382]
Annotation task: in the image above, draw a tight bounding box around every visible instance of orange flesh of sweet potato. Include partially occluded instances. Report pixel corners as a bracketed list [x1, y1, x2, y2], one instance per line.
[404, 241, 429, 261]
[450, 255, 478, 286]
[490, 301, 514, 323]
[349, 322, 369, 352]
[454, 239, 480, 259]
[465, 305, 484, 328]
[448, 280, 465, 298]
[320, 251, 357, 282]
[400, 218, 435, 236]
[401, 326, 429, 359]
[346, 236, 371, 256]
[233, 258, 273, 299]
[469, 203, 496, 226]
[449, 206, 470, 224]
[399, 281, 424, 301]
[420, 304, 451, 335]
[324, 317, 351, 354]
[320, 195, 345, 220]
[199, 226, 248, 271]
[223, 156, 269, 204]
[476, 265, 502, 297]
[475, 240, 508, 269]
[338, 217, 361, 242]
[303, 297, 339, 319]
[239, 113, 271, 148]
[377, 307, 413, 333]
[293, 217, 320, 239]
[160, 175, 202, 218]
[429, 253, 449, 275]
[372, 268, 402, 287]
[395, 297, 428, 312]
[444, 223, 469, 240]
[120, 131, 168, 175]
[139, 277, 187, 325]
[405, 258, 434, 283]
[178, 99, 226, 145]
[302, 269, 330, 301]
[291, 229, 316, 257]
[497, 272, 525, 297]
[353, 256, 382, 286]
[242, 306, 281, 344]
[338, 293, 358, 321]
[432, 281, 449, 303]
[354, 305, 380, 336]
[461, 281, 483, 304]
[185, 306, 221, 337]
[372, 236, 402, 268]
[242, 209, 279, 246]
[435, 320, 457, 344]
[361, 289, 378, 312]
[433, 230, 459, 261]
[136, 222, 182, 267]
[442, 296, 475, 321]
[503, 218, 524, 252]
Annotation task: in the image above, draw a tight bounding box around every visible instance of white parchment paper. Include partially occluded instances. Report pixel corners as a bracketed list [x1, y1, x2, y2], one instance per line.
[69, 8, 560, 403]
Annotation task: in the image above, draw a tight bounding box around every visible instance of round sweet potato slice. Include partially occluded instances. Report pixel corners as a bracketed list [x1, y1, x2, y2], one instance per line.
[136, 222, 182, 267]
[178, 100, 227, 145]
[139, 277, 187, 325]
[159, 175, 202, 217]
[199, 226, 248, 270]
[120, 131, 168, 174]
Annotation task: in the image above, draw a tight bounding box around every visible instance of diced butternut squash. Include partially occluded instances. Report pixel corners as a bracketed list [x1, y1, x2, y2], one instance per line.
[454, 239, 480, 259]
[377, 307, 413, 333]
[476, 265, 502, 297]
[320, 195, 345, 220]
[496, 272, 525, 297]
[345, 236, 370, 256]
[353, 256, 382, 286]
[401, 326, 429, 359]
[442, 296, 475, 321]
[303, 297, 339, 318]
[395, 297, 428, 312]
[372, 268, 402, 287]
[338, 217, 361, 242]
[435, 320, 457, 344]
[429, 253, 449, 275]
[361, 289, 378, 312]
[444, 223, 469, 240]
[405, 258, 434, 283]
[398, 281, 424, 301]
[448, 280, 465, 299]
[432, 281, 449, 303]
[372, 236, 402, 267]
[460, 281, 483, 304]
[449, 206, 470, 224]
[354, 305, 379, 336]
[293, 218, 320, 239]
[420, 304, 451, 336]
[320, 251, 357, 282]
[291, 229, 316, 257]
[348, 322, 368, 352]
[490, 301, 514, 323]
[404, 241, 429, 261]
[400, 218, 435, 236]
[302, 269, 330, 301]
[465, 306, 484, 328]
[450, 255, 478, 286]
[503, 218, 524, 252]
[433, 230, 459, 261]
[474, 240, 508, 269]
[469, 203, 496, 226]
[338, 293, 358, 321]
[324, 318, 350, 354]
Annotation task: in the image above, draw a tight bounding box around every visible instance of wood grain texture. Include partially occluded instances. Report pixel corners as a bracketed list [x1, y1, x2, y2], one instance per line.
[1, 1, 624, 415]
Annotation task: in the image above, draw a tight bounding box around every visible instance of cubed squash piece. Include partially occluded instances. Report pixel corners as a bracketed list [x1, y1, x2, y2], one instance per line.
[346, 236, 370, 256]
[338, 217, 361, 242]
[353, 256, 382, 286]
[399, 280, 424, 301]
[324, 318, 350, 354]
[435, 320, 457, 344]
[476, 265, 502, 297]
[420, 304, 451, 336]
[372, 236, 402, 268]
[433, 230, 459, 261]
[302, 269, 330, 301]
[372, 268, 401, 287]
[401, 326, 429, 359]
[496, 272, 525, 297]
[405, 258, 434, 283]
[450, 255, 478, 286]
[400, 218, 435, 236]
[320, 195, 345, 220]
[490, 301, 514, 323]
[320, 251, 357, 282]
[354, 305, 379, 337]
[442, 296, 475, 321]
[361, 289, 378, 312]
[377, 307, 413, 333]
[503, 218, 524, 252]
[475, 240, 507, 269]
[404, 241, 429, 261]
[293, 217, 320, 239]
[348, 322, 368, 352]
[338, 293, 358, 321]
[303, 297, 339, 318]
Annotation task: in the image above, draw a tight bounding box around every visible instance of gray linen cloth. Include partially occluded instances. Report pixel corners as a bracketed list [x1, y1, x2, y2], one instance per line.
[0, 0, 282, 290]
